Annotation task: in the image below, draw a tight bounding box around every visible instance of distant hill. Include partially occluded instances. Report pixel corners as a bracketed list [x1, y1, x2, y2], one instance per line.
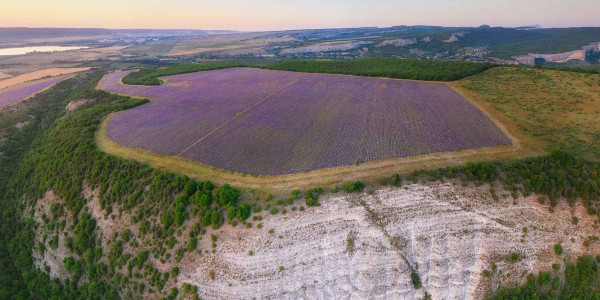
[0, 27, 237, 39]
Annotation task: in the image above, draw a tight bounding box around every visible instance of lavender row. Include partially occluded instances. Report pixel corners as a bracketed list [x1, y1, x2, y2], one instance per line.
[99, 69, 300, 155]
[0, 76, 66, 109]
[99, 68, 511, 174]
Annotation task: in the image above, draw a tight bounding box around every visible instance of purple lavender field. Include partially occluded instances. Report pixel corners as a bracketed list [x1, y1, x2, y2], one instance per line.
[98, 68, 511, 175]
[0, 76, 66, 109]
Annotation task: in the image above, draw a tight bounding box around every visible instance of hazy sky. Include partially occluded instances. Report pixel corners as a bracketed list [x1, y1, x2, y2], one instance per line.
[2, 0, 599, 31]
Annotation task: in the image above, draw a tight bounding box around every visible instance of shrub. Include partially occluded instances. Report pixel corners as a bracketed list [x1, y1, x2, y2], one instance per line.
[122, 229, 132, 242]
[166, 237, 177, 249]
[184, 180, 198, 197]
[291, 189, 301, 199]
[345, 181, 365, 193]
[187, 238, 197, 250]
[214, 184, 240, 206]
[554, 244, 564, 255]
[390, 174, 401, 186]
[226, 206, 237, 220]
[411, 272, 422, 289]
[511, 253, 521, 261]
[174, 195, 189, 226]
[305, 187, 323, 206]
[538, 271, 551, 285]
[193, 191, 212, 207]
[237, 204, 251, 220]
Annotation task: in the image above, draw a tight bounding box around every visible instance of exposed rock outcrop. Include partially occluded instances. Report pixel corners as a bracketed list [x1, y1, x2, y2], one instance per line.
[377, 38, 418, 47]
[514, 42, 600, 65]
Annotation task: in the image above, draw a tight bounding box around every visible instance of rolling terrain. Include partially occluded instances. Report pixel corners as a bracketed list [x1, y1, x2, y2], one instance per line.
[1, 52, 600, 300]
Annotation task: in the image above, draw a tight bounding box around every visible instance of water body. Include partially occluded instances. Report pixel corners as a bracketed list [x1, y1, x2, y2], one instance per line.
[0, 46, 89, 56]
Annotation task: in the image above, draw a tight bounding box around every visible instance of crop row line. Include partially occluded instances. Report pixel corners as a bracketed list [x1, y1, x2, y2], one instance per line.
[176, 77, 300, 157]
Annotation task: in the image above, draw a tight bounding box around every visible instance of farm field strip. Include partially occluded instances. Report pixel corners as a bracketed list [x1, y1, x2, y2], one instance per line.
[97, 68, 512, 175]
[0, 75, 68, 109]
[0, 67, 90, 90]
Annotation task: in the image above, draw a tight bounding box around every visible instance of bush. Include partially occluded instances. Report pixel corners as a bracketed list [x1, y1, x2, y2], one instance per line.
[411, 272, 422, 289]
[183, 180, 197, 197]
[345, 181, 365, 193]
[214, 184, 240, 207]
[237, 204, 251, 220]
[291, 189, 301, 199]
[554, 244, 564, 255]
[305, 187, 323, 206]
[511, 253, 521, 261]
[390, 174, 401, 186]
[226, 206, 237, 220]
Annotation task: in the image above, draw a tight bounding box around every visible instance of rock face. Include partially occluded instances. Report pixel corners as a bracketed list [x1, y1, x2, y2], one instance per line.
[443, 32, 468, 43]
[32, 182, 599, 299]
[66, 98, 94, 112]
[377, 38, 418, 47]
[514, 42, 600, 65]
[174, 182, 598, 300]
[279, 41, 371, 55]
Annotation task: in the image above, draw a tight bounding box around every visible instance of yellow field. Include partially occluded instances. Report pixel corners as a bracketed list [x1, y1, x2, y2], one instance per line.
[0, 67, 91, 90]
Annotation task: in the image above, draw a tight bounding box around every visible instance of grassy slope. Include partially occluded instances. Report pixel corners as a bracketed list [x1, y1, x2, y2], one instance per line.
[455, 67, 600, 161]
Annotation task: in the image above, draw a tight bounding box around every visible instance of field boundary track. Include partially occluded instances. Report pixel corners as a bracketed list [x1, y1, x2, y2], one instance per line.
[97, 117, 529, 192]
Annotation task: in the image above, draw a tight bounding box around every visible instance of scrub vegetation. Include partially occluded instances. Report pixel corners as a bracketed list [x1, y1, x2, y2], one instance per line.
[265, 58, 497, 81]
[121, 58, 497, 86]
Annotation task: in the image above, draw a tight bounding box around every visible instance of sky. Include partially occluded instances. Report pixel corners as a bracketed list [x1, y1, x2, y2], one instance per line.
[1, 0, 599, 31]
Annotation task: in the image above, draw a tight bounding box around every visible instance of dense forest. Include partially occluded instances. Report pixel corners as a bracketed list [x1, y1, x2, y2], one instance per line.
[120, 58, 497, 85]
[491, 255, 600, 299]
[121, 62, 244, 85]
[265, 58, 497, 81]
